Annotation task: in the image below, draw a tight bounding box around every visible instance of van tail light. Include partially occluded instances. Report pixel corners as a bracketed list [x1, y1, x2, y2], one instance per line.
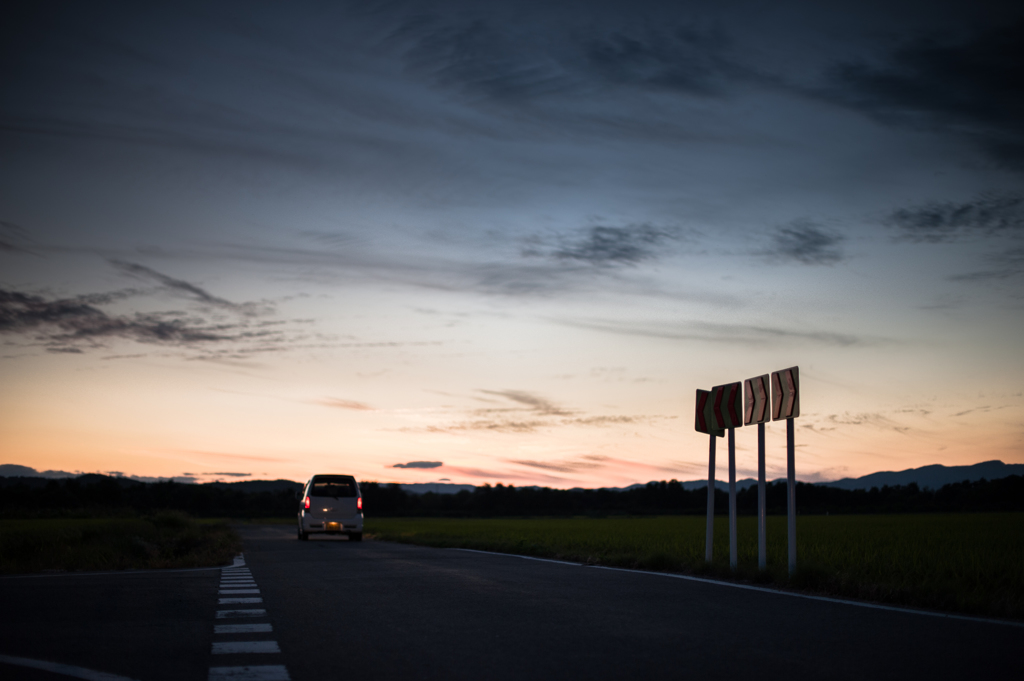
[357, 497, 363, 511]
[303, 496, 310, 510]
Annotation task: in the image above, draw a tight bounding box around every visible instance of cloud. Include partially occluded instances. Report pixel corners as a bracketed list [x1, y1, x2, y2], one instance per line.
[203, 472, 252, 477]
[949, 247, 1024, 282]
[559, 317, 869, 347]
[538, 224, 678, 267]
[392, 461, 444, 469]
[318, 398, 374, 411]
[110, 260, 262, 314]
[763, 219, 845, 265]
[885, 194, 1024, 243]
[478, 389, 572, 416]
[398, 17, 574, 101]
[0, 285, 297, 357]
[510, 456, 608, 473]
[585, 26, 736, 96]
[0, 220, 36, 254]
[822, 21, 1024, 170]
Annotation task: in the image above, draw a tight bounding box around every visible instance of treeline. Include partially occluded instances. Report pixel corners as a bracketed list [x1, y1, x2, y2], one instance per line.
[0, 475, 301, 518]
[1, 474, 1022, 518]
[362, 476, 1024, 517]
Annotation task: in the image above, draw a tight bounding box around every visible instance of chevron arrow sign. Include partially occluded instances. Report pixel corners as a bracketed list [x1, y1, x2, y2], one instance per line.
[695, 389, 724, 437]
[711, 382, 744, 430]
[771, 366, 800, 420]
[744, 374, 771, 425]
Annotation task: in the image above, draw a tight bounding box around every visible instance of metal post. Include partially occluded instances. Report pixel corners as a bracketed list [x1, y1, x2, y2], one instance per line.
[728, 427, 737, 570]
[758, 421, 766, 571]
[705, 434, 716, 563]
[787, 417, 796, 575]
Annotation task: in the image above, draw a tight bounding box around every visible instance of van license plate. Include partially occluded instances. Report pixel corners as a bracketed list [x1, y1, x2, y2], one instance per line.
[325, 522, 342, 531]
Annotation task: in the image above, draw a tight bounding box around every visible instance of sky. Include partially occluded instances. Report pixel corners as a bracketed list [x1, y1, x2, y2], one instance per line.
[2, 0, 1023, 488]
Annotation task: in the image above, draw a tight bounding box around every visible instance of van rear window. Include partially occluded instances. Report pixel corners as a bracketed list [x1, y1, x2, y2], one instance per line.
[310, 476, 357, 497]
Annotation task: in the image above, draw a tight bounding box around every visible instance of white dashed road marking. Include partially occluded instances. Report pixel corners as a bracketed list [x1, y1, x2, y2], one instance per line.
[215, 624, 273, 634]
[210, 555, 291, 681]
[208, 665, 290, 680]
[212, 641, 281, 655]
[216, 609, 267, 618]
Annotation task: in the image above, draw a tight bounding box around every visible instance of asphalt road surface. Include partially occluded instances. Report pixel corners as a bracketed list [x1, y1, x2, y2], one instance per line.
[1, 524, 1020, 681]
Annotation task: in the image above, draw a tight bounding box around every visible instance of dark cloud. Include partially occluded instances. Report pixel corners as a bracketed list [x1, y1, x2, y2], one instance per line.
[399, 18, 573, 101]
[586, 26, 735, 96]
[392, 461, 444, 469]
[203, 472, 251, 477]
[764, 220, 845, 265]
[0, 287, 287, 354]
[111, 260, 259, 313]
[823, 21, 1024, 170]
[885, 194, 1024, 243]
[529, 224, 676, 267]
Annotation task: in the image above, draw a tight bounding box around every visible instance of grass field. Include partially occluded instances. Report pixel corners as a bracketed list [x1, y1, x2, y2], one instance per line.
[366, 514, 1024, 620]
[0, 512, 241, 574]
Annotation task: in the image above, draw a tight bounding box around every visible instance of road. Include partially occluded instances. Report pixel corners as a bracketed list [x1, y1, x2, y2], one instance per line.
[1, 524, 1020, 680]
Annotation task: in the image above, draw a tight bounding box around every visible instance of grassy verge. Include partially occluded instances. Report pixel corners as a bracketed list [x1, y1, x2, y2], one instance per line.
[0, 512, 242, 574]
[366, 513, 1024, 620]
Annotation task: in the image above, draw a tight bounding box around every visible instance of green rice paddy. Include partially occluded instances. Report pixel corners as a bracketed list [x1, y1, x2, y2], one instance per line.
[366, 514, 1024, 620]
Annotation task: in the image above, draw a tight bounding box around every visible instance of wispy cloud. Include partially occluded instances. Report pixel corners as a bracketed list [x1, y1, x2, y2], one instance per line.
[885, 194, 1024, 243]
[203, 472, 251, 477]
[821, 21, 1024, 171]
[392, 461, 443, 469]
[111, 260, 264, 314]
[477, 389, 572, 416]
[318, 398, 375, 411]
[558, 317, 869, 347]
[763, 219, 845, 265]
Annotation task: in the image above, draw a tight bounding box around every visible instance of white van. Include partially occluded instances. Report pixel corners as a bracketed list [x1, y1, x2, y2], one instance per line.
[297, 474, 364, 541]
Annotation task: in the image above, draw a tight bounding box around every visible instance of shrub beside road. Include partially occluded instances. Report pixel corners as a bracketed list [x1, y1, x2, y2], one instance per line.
[0, 512, 241, 574]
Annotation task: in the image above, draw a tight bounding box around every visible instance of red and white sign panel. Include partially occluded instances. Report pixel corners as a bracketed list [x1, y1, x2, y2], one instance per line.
[744, 374, 771, 425]
[695, 389, 724, 437]
[771, 366, 800, 420]
[711, 382, 744, 430]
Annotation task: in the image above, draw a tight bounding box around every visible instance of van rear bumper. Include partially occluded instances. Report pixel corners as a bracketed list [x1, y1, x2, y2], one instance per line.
[299, 512, 363, 534]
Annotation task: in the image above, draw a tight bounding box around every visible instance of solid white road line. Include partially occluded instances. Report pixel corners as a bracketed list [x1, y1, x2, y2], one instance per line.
[209, 665, 290, 681]
[0, 654, 143, 681]
[219, 589, 261, 594]
[451, 547, 1024, 629]
[212, 641, 281, 655]
[215, 624, 273, 634]
[216, 609, 267, 619]
[220, 597, 263, 604]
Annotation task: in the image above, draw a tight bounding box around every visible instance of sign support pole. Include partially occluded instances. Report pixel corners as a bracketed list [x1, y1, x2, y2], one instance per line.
[705, 434, 716, 563]
[757, 421, 766, 571]
[728, 427, 737, 570]
[787, 416, 796, 575]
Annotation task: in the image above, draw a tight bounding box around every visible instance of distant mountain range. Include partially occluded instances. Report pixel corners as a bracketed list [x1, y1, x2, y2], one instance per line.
[2, 460, 1022, 494]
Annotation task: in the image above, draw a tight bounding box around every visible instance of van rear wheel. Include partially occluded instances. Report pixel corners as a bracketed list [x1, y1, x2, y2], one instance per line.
[349, 532, 362, 542]
[298, 529, 308, 541]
